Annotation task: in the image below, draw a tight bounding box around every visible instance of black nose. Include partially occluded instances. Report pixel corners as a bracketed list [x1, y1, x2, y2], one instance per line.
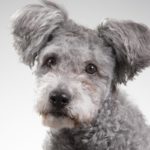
[50, 90, 71, 108]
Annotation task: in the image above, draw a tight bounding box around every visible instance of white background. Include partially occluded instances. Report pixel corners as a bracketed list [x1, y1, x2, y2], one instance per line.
[0, 0, 150, 150]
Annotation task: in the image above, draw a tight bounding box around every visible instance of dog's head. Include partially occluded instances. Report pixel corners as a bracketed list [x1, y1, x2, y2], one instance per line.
[12, 0, 150, 129]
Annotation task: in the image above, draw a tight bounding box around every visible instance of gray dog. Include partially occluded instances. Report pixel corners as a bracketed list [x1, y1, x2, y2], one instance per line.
[12, 0, 150, 149]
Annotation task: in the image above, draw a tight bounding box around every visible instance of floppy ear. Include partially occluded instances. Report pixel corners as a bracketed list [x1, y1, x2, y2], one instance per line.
[98, 19, 150, 84]
[11, 1, 67, 67]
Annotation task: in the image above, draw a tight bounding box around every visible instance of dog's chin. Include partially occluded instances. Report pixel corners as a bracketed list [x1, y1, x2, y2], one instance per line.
[41, 113, 77, 129]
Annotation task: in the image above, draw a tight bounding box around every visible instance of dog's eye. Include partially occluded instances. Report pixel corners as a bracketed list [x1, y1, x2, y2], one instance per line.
[43, 55, 57, 68]
[85, 64, 97, 74]
[47, 34, 54, 42]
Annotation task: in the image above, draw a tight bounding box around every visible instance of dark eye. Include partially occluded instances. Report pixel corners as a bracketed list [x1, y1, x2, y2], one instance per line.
[47, 34, 54, 42]
[85, 64, 97, 74]
[43, 55, 57, 68]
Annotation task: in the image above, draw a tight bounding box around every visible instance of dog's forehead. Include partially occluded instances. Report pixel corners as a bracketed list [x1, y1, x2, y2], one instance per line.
[39, 25, 105, 62]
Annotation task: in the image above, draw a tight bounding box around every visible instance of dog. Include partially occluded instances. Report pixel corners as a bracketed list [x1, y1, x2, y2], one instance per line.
[12, 0, 150, 149]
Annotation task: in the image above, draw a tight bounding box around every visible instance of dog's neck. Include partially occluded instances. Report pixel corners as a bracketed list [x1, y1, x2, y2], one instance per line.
[49, 90, 119, 150]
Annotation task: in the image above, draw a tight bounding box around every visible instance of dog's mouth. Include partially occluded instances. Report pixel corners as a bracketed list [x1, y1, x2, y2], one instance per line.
[47, 110, 68, 118]
[42, 111, 77, 129]
[39, 109, 79, 129]
[39, 108, 68, 118]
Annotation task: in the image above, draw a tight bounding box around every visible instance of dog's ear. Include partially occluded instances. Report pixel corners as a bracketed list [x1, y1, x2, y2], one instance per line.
[11, 1, 67, 67]
[98, 19, 150, 84]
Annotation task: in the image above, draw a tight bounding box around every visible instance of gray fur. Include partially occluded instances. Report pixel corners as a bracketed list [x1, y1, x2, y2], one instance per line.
[98, 19, 150, 84]
[12, 1, 150, 150]
[12, 1, 67, 67]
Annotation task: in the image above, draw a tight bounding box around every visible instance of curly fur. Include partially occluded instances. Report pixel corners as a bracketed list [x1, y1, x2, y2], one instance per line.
[12, 0, 150, 150]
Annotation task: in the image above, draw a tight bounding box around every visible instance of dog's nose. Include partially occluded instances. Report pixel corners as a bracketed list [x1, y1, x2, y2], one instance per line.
[49, 90, 71, 108]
